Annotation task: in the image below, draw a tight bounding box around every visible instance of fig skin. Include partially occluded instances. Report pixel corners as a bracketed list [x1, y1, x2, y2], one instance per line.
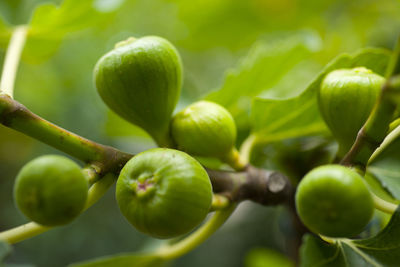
[170, 100, 237, 162]
[295, 164, 374, 238]
[318, 67, 385, 156]
[94, 36, 183, 147]
[116, 148, 212, 239]
[14, 155, 88, 226]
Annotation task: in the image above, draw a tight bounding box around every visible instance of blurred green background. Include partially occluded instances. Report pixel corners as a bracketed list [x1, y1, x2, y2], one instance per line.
[0, 0, 399, 266]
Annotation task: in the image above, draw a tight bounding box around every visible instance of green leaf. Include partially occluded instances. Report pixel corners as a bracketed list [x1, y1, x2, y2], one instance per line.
[0, 240, 11, 266]
[206, 31, 321, 129]
[23, 0, 117, 62]
[244, 248, 294, 267]
[368, 128, 400, 200]
[300, 205, 400, 267]
[69, 253, 166, 267]
[250, 48, 391, 144]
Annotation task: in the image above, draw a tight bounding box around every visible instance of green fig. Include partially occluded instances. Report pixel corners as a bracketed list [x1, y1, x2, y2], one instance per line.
[318, 67, 385, 156]
[170, 100, 244, 169]
[94, 36, 183, 147]
[116, 148, 212, 239]
[295, 164, 374, 238]
[14, 155, 88, 226]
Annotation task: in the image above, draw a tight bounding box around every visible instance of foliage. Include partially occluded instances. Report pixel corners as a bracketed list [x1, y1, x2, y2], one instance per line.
[301, 206, 400, 267]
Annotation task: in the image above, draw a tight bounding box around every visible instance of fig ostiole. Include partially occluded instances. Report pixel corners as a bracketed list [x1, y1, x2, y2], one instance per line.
[295, 164, 374, 238]
[14, 155, 88, 226]
[318, 67, 385, 156]
[116, 148, 213, 239]
[94, 36, 183, 147]
[170, 100, 245, 170]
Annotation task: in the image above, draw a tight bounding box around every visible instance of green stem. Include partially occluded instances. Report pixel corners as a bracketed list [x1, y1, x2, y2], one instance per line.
[372, 193, 398, 215]
[0, 173, 116, 244]
[82, 166, 99, 186]
[239, 134, 257, 164]
[153, 128, 175, 148]
[210, 194, 230, 211]
[318, 234, 336, 244]
[0, 26, 28, 98]
[222, 147, 248, 171]
[156, 204, 237, 260]
[0, 95, 132, 171]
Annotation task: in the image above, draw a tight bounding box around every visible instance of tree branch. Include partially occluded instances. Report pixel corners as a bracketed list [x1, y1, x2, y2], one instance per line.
[206, 165, 293, 206]
[0, 94, 294, 207]
[0, 94, 131, 175]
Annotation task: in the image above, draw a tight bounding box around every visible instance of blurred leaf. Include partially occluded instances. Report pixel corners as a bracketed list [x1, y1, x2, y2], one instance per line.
[0, 241, 11, 266]
[22, 0, 117, 62]
[250, 88, 328, 143]
[0, 16, 11, 47]
[250, 48, 391, 144]
[206, 31, 321, 129]
[69, 253, 166, 267]
[244, 248, 294, 267]
[300, 206, 400, 267]
[300, 235, 345, 267]
[0, 125, 34, 163]
[368, 127, 400, 200]
[104, 110, 150, 138]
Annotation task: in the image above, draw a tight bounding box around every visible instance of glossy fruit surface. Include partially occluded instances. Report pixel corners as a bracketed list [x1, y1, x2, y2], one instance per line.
[170, 100, 236, 160]
[94, 36, 182, 146]
[295, 164, 374, 237]
[318, 67, 385, 156]
[116, 148, 212, 239]
[14, 155, 88, 226]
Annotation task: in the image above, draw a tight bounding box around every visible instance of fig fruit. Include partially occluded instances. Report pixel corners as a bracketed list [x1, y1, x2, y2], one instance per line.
[94, 36, 183, 147]
[295, 164, 374, 238]
[116, 148, 212, 239]
[170, 101, 242, 168]
[14, 155, 88, 226]
[318, 67, 385, 156]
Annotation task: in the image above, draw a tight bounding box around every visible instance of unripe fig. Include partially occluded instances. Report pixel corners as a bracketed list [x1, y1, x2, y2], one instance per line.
[171, 101, 241, 167]
[116, 148, 212, 239]
[94, 36, 183, 147]
[295, 164, 374, 238]
[318, 67, 385, 156]
[14, 155, 88, 226]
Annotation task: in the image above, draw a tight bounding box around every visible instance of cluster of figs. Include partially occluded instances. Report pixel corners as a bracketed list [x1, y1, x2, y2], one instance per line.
[13, 35, 386, 240]
[14, 36, 243, 239]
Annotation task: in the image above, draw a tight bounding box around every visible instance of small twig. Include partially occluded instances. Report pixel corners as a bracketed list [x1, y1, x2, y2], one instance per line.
[0, 26, 28, 98]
